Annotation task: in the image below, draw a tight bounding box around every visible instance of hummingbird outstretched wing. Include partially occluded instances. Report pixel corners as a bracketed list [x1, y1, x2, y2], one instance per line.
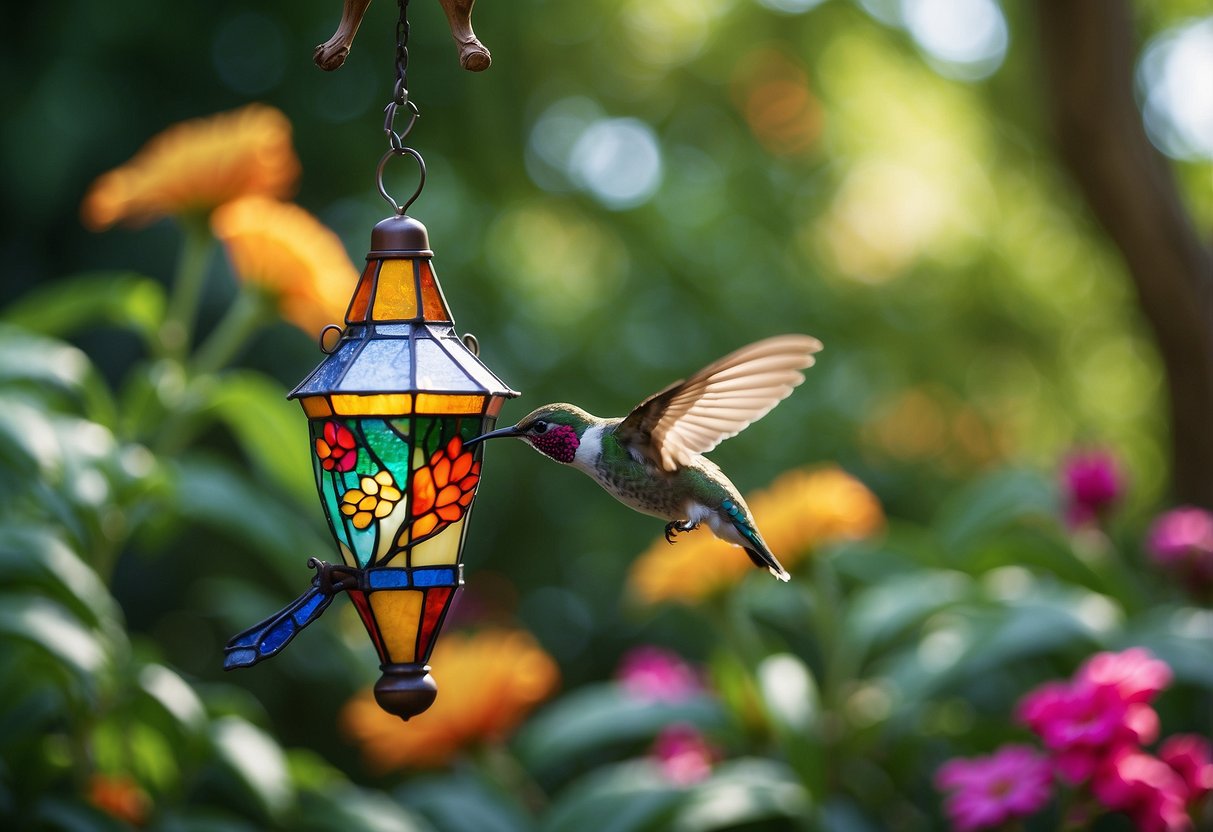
[617, 334, 822, 472]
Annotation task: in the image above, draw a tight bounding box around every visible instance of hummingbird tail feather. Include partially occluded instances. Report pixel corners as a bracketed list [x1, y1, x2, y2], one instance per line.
[744, 547, 791, 582]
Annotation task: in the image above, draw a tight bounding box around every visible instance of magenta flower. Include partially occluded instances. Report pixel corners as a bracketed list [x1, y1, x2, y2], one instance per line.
[615, 646, 704, 703]
[1017, 649, 1170, 783]
[1147, 507, 1213, 590]
[1159, 734, 1213, 806]
[1061, 449, 1123, 526]
[1078, 647, 1173, 704]
[651, 724, 716, 785]
[934, 744, 1053, 832]
[1092, 747, 1193, 832]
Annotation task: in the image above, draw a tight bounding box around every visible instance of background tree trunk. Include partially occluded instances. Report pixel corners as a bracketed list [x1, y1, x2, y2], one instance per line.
[1034, 0, 1213, 508]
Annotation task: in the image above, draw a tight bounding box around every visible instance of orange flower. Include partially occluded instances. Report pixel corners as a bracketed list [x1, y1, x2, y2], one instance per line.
[87, 773, 150, 826]
[405, 436, 481, 542]
[628, 465, 884, 606]
[340, 628, 559, 770]
[211, 196, 357, 335]
[81, 104, 300, 230]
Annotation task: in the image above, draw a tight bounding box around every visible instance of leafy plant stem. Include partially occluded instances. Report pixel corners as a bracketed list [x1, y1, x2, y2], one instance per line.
[191, 289, 270, 377]
[161, 215, 214, 361]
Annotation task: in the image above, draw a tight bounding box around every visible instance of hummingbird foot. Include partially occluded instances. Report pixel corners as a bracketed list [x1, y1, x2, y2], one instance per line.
[664, 520, 699, 544]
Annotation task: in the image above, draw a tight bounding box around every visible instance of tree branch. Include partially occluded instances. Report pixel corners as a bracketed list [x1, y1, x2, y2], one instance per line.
[1034, 0, 1213, 507]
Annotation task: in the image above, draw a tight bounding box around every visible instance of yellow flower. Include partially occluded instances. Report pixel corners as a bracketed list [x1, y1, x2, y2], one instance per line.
[628, 465, 884, 606]
[340, 628, 559, 771]
[81, 104, 300, 230]
[211, 196, 357, 335]
[340, 470, 403, 530]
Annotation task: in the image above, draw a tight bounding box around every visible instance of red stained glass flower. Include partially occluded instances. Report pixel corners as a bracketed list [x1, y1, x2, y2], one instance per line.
[316, 421, 358, 472]
[407, 436, 480, 541]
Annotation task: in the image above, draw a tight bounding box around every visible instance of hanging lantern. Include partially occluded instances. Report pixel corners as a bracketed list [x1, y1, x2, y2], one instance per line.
[224, 0, 517, 721]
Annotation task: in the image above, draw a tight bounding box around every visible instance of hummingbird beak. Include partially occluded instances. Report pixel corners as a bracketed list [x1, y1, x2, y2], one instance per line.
[464, 424, 524, 447]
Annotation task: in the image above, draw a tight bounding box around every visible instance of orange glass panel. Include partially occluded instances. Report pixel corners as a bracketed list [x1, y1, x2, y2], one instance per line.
[414, 394, 486, 414]
[331, 393, 413, 416]
[371, 259, 418, 320]
[418, 261, 451, 321]
[346, 262, 376, 323]
[410, 518, 465, 566]
[301, 396, 333, 418]
[369, 589, 424, 663]
[487, 397, 504, 418]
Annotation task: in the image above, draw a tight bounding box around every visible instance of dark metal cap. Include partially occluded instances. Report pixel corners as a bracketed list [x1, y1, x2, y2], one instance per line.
[369, 215, 433, 257]
[374, 663, 439, 721]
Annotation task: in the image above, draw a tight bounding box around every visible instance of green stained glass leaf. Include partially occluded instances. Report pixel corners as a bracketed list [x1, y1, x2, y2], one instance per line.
[0, 271, 166, 346]
[207, 370, 315, 507]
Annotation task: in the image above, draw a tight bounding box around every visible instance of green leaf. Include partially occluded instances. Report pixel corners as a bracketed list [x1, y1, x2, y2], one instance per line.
[2, 271, 166, 345]
[204, 370, 315, 506]
[0, 326, 116, 424]
[842, 569, 974, 658]
[397, 771, 530, 832]
[935, 468, 1056, 556]
[0, 524, 118, 628]
[514, 685, 727, 782]
[673, 759, 811, 831]
[0, 595, 109, 688]
[540, 761, 687, 832]
[210, 716, 293, 820]
[138, 663, 208, 736]
[168, 454, 330, 581]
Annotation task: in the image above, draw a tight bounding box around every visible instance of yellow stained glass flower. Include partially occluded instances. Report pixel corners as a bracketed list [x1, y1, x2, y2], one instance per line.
[340, 470, 403, 530]
[81, 104, 300, 230]
[629, 465, 885, 606]
[340, 628, 559, 771]
[211, 195, 357, 335]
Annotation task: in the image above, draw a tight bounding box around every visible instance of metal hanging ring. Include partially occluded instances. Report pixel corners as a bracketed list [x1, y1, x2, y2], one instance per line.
[319, 323, 344, 354]
[376, 146, 427, 215]
[384, 98, 420, 151]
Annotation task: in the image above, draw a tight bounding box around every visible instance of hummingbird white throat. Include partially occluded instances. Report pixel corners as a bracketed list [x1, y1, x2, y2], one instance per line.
[467, 334, 822, 581]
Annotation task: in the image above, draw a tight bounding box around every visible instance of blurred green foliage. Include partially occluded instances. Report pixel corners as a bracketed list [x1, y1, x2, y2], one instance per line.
[2, 0, 1211, 829]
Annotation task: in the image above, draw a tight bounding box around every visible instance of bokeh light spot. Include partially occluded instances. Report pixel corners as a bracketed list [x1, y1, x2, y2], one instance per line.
[1138, 18, 1213, 161]
[570, 118, 663, 210]
[902, 0, 1008, 80]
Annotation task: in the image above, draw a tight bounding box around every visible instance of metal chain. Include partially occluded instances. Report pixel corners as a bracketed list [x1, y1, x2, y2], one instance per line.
[383, 0, 419, 151]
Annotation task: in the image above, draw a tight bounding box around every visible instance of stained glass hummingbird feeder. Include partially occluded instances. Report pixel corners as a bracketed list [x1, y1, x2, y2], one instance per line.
[223, 0, 517, 721]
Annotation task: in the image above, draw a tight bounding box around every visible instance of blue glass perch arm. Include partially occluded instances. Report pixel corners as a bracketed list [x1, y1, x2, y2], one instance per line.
[223, 583, 333, 670]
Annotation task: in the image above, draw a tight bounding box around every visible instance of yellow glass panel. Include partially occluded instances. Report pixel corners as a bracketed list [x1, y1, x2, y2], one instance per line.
[410, 518, 465, 566]
[370, 589, 424, 663]
[371, 259, 418, 320]
[331, 394, 413, 416]
[414, 394, 486, 414]
[346, 262, 376, 323]
[418, 261, 450, 321]
[301, 396, 333, 417]
[339, 542, 357, 568]
[375, 500, 410, 562]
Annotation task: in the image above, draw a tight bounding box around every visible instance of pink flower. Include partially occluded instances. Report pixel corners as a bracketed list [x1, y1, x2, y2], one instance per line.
[1078, 647, 1172, 704]
[1092, 747, 1192, 832]
[1061, 449, 1123, 526]
[1147, 507, 1213, 589]
[1160, 734, 1213, 806]
[1017, 650, 1169, 784]
[651, 724, 716, 785]
[316, 421, 358, 472]
[934, 744, 1053, 832]
[615, 646, 704, 703]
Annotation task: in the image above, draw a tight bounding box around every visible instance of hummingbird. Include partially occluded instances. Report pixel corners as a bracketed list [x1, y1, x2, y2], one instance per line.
[466, 335, 822, 581]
